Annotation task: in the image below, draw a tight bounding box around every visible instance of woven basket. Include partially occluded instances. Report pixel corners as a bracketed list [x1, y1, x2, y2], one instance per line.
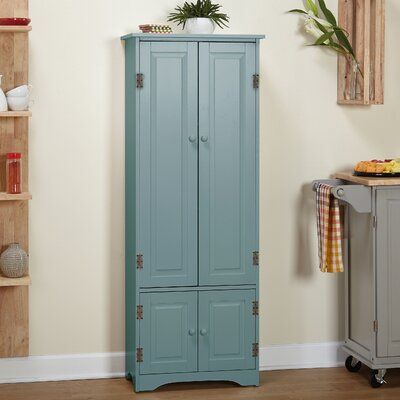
[0, 243, 28, 278]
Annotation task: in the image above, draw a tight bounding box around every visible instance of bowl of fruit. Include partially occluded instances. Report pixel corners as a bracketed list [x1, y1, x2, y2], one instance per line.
[354, 159, 400, 177]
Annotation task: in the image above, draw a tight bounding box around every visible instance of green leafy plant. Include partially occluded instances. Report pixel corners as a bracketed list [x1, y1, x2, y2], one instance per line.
[288, 0, 362, 76]
[168, 0, 229, 29]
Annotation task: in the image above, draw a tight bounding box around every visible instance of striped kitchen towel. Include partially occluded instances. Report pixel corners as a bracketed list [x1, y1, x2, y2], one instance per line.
[315, 183, 344, 273]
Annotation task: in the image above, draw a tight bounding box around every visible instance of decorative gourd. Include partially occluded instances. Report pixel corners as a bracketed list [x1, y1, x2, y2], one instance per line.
[0, 243, 28, 278]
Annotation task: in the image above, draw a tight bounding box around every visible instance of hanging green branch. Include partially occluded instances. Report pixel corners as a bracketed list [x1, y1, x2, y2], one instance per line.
[288, 0, 362, 77]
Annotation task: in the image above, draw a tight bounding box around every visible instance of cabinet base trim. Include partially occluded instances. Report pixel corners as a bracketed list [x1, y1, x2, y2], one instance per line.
[136, 370, 259, 392]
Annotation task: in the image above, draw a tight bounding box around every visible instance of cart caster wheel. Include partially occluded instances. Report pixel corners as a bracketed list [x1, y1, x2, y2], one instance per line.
[371, 370, 383, 388]
[125, 372, 133, 381]
[345, 356, 362, 373]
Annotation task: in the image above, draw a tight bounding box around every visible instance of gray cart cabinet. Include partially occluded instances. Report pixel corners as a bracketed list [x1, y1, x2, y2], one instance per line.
[314, 173, 400, 388]
[122, 33, 264, 392]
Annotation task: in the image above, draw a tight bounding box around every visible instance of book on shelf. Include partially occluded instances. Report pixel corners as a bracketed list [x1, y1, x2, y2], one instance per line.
[139, 24, 172, 34]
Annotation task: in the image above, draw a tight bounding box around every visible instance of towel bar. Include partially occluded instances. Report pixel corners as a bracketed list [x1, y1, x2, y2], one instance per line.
[312, 179, 372, 213]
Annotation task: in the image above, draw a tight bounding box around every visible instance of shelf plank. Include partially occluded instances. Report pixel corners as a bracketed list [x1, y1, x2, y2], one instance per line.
[334, 171, 400, 187]
[0, 275, 31, 287]
[0, 192, 32, 201]
[0, 25, 31, 33]
[0, 111, 31, 117]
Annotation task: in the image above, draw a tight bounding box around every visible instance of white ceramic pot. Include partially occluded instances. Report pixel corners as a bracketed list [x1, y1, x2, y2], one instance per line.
[6, 84, 32, 97]
[0, 75, 7, 112]
[185, 18, 215, 34]
[7, 96, 30, 111]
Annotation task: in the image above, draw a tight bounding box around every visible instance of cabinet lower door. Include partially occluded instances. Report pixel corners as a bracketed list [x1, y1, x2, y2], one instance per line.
[139, 292, 197, 374]
[198, 289, 256, 371]
[376, 190, 400, 357]
[199, 42, 258, 285]
[138, 42, 198, 287]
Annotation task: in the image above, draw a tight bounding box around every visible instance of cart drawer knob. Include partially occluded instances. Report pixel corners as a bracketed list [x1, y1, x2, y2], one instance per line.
[337, 188, 345, 197]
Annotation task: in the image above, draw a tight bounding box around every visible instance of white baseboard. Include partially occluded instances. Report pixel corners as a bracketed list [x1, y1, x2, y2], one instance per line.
[259, 341, 345, 371]
[0, 352, 126, 384]
[0, 342, 345, 384]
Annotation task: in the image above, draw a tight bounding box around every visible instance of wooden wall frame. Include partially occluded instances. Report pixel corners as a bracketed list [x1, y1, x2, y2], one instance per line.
[0, 0, 31, 358]
[337, 0, 385, 105]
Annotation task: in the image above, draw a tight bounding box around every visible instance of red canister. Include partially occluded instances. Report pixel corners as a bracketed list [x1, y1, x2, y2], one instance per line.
[6, 153, 22, 194]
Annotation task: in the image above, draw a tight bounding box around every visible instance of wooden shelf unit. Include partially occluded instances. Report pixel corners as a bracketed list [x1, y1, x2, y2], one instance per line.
[0, 0, 31, 358]
[0, 275, 31, 287]
[0, 111, 31, 117]
[337, 0, 385, 105]
[0, 25, 31, 32]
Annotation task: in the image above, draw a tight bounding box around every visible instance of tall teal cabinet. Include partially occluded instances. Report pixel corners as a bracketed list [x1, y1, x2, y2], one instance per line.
[122, 33, 264, 392]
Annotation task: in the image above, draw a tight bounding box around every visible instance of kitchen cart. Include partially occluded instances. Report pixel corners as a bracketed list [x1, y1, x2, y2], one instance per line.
[314, 172, 400, 388]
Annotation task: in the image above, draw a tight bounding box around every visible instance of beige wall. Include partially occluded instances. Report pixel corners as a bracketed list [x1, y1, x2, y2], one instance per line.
[28, 0, 400, 355]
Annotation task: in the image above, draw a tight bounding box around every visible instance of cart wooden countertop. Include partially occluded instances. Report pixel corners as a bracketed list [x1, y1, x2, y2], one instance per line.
[334, 171, 400, 186]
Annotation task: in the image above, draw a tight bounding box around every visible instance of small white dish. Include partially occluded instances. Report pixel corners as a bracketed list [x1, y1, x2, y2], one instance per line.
[7, 96, 31, 111]
[6, 84, 32, 97]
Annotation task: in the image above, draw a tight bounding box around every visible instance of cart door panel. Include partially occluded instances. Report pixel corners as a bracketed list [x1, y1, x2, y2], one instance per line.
[376, 189, 400, 357]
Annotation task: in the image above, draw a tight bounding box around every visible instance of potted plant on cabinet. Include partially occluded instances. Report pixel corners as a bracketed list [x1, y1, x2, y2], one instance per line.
[168, 0, 229, 34]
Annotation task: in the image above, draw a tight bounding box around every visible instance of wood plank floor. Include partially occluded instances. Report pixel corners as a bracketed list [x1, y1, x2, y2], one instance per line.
[1, 368, 400, 400]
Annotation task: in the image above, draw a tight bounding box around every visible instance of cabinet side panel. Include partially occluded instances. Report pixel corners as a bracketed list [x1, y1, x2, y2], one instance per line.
[255, 40, 260, 352]
[348, 209, 373, 353]
[125, 37, 138, 379]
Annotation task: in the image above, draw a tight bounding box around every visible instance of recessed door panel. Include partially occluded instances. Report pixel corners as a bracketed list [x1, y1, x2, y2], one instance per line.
[199, 42, 257, 285]
[198, 289, 256, 371]
[138, 42, 198, 287]
[140, 292, 197, 374]
[377, 190, 400, 357]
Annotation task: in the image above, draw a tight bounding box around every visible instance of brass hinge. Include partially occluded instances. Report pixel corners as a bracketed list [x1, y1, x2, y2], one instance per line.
[136, 347, 143, 362]
[252, 301, 259, 316]
[373, 320, 378, 332]
[252, 342, 259, 357]
[136, 254, 143, 269]
[136, 73, 144, 88]
[253, 74, 260, 89]
[253, 251, 259, 266]
[137, 305, 143, 320]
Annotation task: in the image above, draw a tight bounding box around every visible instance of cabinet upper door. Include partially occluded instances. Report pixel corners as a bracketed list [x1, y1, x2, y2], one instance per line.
[137, 42, 198, 287]
[199, 42, 258, 286]
[198, 289, 256, 371]
[139, 292, 198, 374]
[376, 189, 400, 357]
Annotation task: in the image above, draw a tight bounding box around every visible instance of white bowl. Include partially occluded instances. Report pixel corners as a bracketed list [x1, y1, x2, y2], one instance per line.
[6, 85, 32, 97]
[7, 96, 30, 111]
